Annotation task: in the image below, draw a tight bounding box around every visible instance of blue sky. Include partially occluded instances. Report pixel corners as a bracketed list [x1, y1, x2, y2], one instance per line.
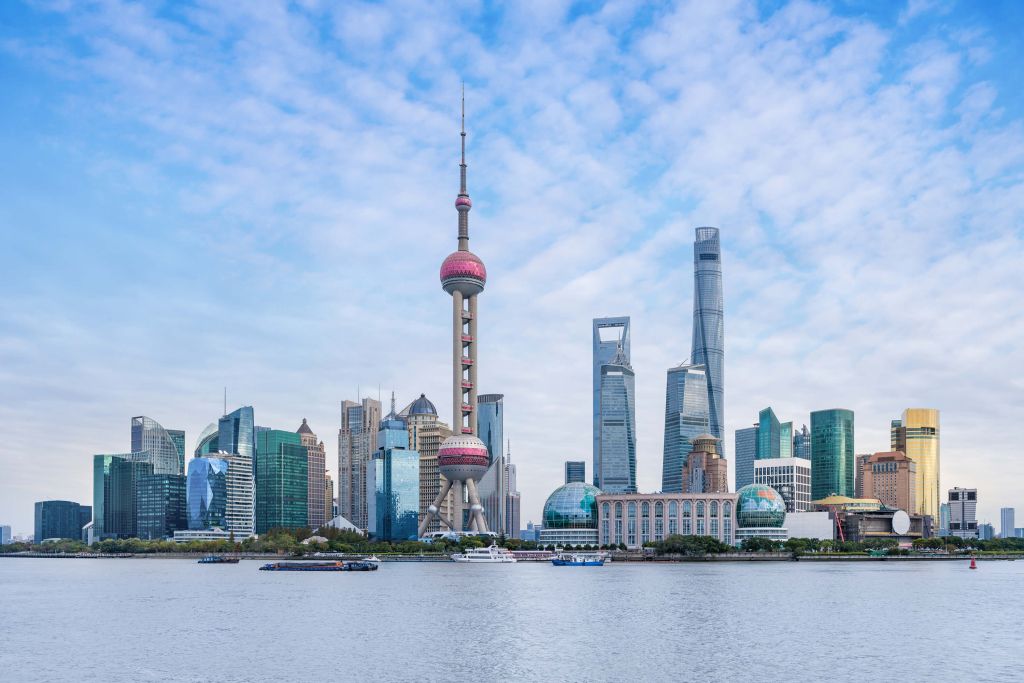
[1, 0, 1022, 535]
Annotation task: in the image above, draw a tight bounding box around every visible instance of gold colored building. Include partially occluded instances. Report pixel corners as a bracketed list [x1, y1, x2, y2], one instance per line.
[891, 408, 940, 522]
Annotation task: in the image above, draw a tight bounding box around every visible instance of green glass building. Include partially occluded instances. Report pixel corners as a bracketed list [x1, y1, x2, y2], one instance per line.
[93, 453, 151, 540]
[810, 409, 855, 500]
[255, 430, 308, 534]
[136, 474, 187, 540]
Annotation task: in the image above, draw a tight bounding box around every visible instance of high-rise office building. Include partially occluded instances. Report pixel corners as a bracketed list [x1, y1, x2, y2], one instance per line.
[853, 453, 871, 498]
[324, 472, 334, 524]
[754, 458, 812, 512]
[691, 227, 724, 451]
[130, 416, 185, 475]
[0, 526, 11, 545]
[34, 500, 88, 541]
[948, 487, 978, 539]
[1001, 508, 1016, 539]
[400, 394, 453, 534]
[891, 408, 940, 522]
[680, 435, 728, 494]
[939, 502, 950, 536]
[367, 406, 419, 542]
[661, 363, 709, 493]
[136, 473, 186, 540]
[978, 523, 994, 541]
[734, 425, 758, 491]
[186, 457, 228, 530]
[758, 407, 782, 460]
[255, 430, 308, 534]
[93, 453, 151, 539]
[565, 461, 586, 484]
[219, 406, 255, 459]
[810, 409, 855, 500]
[595, 342, 637, 493]
[297, 419, 327, 530]
[338, 397, 381, 529]
[194, 422, 219, 456]
[478, 394, 507, 534]
[221, 452, 254, 537]
[593, 316, 630, 485]
[793, 424, 811, 460]
[505, 449, 521, 538]
[859, 451, 916, 513]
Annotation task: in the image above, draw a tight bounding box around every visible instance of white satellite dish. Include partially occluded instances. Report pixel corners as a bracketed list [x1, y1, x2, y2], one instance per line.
[892, 509, 911, 536]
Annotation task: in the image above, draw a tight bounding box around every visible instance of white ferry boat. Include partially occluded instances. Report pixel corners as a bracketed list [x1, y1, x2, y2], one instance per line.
[450, 545, 517, 563]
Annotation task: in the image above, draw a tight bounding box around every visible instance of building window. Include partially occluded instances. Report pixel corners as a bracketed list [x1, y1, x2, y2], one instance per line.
[697, 501, 705, 518]
[697, 519, 705, 536]
[641, 502, 649, 518]
[710, 501, 718, 517]
[655, 518, 663, 541]
[711, 519, 718, 538]
[683, 519, 691, 535]
[641, 519, 650, 542]
[628, 502, 636, 519]
[615, 502, 622, 519]
[683, 501, 691, 518]
[724, 519, 732, 541]
[601, 520, 608, 543]
[615, 519, 622, 544]
[602, 502, 610, 519]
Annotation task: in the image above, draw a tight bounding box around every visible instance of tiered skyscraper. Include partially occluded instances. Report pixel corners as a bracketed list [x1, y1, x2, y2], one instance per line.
[338, 397, 381, 529]
[593, 317, 635, 493]
[418, 95, 491, 535]
[690, 228, 724, 450]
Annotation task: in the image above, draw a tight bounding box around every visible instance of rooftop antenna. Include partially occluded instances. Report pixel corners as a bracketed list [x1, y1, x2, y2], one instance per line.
[223, 387, 227, 416]
[506, 438, 511, 462]
[390, 390, 397, 416]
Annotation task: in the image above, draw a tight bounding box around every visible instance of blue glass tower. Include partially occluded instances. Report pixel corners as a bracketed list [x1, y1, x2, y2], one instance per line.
[734, 426, 758, 490]
[219, 406, 255, 458]
[186, 457, 228, 530]
[477, 393, 506, 532]
[596, 343, 637, 493]
[661, 363, 710, 492]
[691, 228, 724, 452]
[368, 408, 420, 541]
[593, 317, 630, 488]
[477, 394, 504, 466]
[793, 424, 811, 460]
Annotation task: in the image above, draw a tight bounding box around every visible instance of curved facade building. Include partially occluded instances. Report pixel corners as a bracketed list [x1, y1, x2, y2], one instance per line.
[194, 422, 219, 457]
[691, 227, 724, 453]
[131, 416, 185, 475]
[810, 408, 855, 500]
[186, 457, 228, 530]
[540, 482, 602, 546]
[736, 484, 787, 528]
[219, 406, 254, 459]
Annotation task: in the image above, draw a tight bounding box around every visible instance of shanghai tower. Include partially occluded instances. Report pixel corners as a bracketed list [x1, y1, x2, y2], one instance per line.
[691, 227, 724, 452]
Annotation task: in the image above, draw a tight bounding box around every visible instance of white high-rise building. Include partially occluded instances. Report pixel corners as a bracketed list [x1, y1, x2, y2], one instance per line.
[754, 458, 812, 512]
[948, 487, 978, 539]
[1000, 507, 1015, 539]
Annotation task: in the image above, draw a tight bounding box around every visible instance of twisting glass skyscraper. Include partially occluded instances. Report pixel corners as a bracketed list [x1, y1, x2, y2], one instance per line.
[690, 227, 724, 452]
[661, 363, 709, 492]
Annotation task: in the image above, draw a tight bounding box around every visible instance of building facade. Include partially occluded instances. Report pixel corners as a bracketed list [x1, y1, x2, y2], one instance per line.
[367, 410, 420, 542]
[661, 363, 710, 493]
[595, 342, 637, 493]
[793, 424, 811, 460]
[221, 452, 254, 537]
[564, 461, 586, 484]
[136, 473, 187, 540]
[131, 416, 185, 476]
[297, 419, 327, 530]
[255, 430, 308, 534]
[541, 481, 601, 547]
[338, 397, 381, 530]
[754, 457, 812, 512]
[0, 526, 11, 545]
[853, 454, 871, 499]
[810, 408, 855, 500]
[691, 227, 724, 452]
[734, 425, 758, 491]
[34, 500, 88, 541]
[891, 408, 940, 522]
[859, 451, 916, 513]
[597, 492, 738, 549]
[1001, 508, 1015, 539]
[593, 316, 630, 488]
[680, 435, 728, 494]
[477, 394, 506, 534]
[948, 487, 978, 539]
[218, 406, 255, 459]
[186, 456, 228, 530]
[400, 394, 453, 534]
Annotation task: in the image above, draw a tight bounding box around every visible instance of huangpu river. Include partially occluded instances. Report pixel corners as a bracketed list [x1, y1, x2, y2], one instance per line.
[2, 558, 1021, 682]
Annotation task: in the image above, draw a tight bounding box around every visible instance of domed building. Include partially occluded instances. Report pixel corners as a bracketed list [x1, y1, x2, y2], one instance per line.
[539, 481, 602, 547]
[734, 483, 788, 544]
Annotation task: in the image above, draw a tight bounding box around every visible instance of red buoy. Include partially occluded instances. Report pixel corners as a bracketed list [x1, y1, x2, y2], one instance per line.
[969, 555, 977, 569]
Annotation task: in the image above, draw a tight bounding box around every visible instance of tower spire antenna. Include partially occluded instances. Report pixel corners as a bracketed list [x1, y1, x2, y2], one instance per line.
[455, 82, 471, 250]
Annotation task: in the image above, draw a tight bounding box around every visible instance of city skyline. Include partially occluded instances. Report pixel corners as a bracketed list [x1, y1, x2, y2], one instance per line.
[3, 1, 1024, 533]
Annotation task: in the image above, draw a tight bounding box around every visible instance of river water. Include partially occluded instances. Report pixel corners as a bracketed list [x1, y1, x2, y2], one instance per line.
[1, 558, 1021, 682]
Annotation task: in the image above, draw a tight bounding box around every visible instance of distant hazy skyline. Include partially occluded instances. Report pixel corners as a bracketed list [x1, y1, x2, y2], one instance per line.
[2, 1, 1023, 534]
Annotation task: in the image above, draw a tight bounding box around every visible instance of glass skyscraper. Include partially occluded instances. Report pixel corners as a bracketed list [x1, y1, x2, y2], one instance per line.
[734, 426, 758, 491]
[810, 409, 855, 500]
[219, 406, 255, 459]
[793, 424, 811, 460]
[367, 415, 420, 542]
[596, 343, 637, 493]
[593, 316, 630, 487]
[477, 394, 506, 533]
[691, 227, 724, 452]
[93, 453, 151, 539]
[130, 416, 185, 475]
[757, 407, 793, 460]
[661, 363, 710, 492]
[186, 457, 228, 530]
[255, 430, 308, 533]
[194, 422, 219, 456]
[136, 473, 187, 540]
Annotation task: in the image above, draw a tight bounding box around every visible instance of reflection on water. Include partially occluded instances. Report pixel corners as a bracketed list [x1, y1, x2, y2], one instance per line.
[1, 558, 1021, 682]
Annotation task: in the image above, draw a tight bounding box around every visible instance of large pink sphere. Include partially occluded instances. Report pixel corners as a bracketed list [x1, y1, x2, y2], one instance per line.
[440, 250, 486, 296]
[438, 434, 489, 482]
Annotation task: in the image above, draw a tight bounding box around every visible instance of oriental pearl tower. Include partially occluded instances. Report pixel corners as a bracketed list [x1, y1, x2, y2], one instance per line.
[417, 92, 490, 536]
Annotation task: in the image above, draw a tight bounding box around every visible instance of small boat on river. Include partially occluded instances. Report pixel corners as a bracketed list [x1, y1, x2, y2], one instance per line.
[552, 552, 605, 567]
[198, 555, 239, 564]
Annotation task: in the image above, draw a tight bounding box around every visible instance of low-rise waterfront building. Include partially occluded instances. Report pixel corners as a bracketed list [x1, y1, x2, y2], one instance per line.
[734, 484, 787, 544]
[841, 509, 924, 545]
[172, 528, 233, 542]
[783, 511, 833, 540]
[596, 491, 738, 549]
